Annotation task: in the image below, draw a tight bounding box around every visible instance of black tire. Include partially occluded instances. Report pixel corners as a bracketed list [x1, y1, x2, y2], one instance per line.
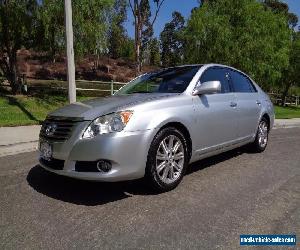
[145, 127, 189, 192]
[250, 117, 269, 153]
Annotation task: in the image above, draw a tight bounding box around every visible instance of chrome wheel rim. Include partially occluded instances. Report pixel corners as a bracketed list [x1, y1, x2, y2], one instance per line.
[258, 120, 268, 148]
[156, 135, 185, 184]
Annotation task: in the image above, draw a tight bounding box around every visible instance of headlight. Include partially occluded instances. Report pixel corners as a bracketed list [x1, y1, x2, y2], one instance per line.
[82, 111, 133, 139]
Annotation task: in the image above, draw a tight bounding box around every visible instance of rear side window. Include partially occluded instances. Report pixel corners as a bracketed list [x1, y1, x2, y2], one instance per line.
[230, 70, 256, 93]
[200, 67, 231, 93]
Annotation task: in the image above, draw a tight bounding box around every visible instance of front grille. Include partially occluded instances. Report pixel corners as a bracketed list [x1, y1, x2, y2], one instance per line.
[40, 117, 82, 142]
[40, 158, 65, 170]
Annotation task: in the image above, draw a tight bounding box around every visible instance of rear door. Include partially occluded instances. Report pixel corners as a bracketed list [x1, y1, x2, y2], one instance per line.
[192, 67, 239, 153]
[229, 69, 261, 139]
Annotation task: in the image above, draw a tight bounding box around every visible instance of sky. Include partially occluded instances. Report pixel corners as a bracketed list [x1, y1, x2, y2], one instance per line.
[125, 0, 300, 38]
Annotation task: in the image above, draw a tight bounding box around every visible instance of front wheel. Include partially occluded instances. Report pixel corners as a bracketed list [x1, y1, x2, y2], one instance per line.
[250, 117, 269, 153]
[145, 127, 189, 192]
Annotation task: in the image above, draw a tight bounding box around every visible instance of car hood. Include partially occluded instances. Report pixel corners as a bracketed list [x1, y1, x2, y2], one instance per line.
[48, 93, 176, 120]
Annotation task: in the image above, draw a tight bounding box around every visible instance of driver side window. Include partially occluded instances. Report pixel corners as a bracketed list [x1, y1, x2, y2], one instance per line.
[200, 67, 231, 93]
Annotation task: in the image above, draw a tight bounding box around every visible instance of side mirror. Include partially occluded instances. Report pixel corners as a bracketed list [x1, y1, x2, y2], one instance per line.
[192, 81, 221, 95]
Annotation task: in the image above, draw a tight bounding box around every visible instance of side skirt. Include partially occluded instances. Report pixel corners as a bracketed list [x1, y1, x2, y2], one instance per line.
[189, 136, 255, 164]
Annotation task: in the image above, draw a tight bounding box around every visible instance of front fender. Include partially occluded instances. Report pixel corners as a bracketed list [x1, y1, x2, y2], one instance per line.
[123, 95, 196, 151]
[124, 95, 195, 132]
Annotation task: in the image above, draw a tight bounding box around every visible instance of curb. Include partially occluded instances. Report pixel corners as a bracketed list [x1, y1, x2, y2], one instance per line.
[273, 125, 300, 129]
[274, 118, 300, 129]
[0, 125, 40, 157]
[0, 141, 38, 157]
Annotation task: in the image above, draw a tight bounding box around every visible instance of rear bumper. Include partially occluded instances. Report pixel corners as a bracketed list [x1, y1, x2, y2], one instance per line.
[39, 129, 156, 182]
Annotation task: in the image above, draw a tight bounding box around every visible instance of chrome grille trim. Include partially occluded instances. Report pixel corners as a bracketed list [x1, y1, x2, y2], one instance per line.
[40, 117, 83, 142]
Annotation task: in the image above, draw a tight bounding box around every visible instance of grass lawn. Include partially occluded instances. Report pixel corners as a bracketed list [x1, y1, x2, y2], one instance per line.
[0, 94, 92, 126]
[274, 105, 300, 119]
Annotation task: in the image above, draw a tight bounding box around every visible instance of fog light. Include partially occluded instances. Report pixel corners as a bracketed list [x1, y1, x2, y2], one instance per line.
[96, 160, 112, 173]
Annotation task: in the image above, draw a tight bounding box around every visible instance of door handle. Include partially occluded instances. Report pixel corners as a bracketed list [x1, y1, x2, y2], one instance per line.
[230, 102, 237, 107]
[256, 100, 261, 106]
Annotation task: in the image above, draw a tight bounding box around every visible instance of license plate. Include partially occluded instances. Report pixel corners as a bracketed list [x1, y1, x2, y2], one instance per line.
[39, 141, 52, 160]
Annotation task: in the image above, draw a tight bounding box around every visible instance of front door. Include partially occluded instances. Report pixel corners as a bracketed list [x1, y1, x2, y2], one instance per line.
[192, 67, 238, 154]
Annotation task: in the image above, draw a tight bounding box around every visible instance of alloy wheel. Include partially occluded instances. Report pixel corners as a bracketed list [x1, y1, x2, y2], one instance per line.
[156, 135, 185, 184]
[258, 120, 268, 148]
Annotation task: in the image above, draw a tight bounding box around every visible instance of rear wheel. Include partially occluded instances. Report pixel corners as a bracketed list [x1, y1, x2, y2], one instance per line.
[145, 127, 189, 192]
[251, 117, 269, 152]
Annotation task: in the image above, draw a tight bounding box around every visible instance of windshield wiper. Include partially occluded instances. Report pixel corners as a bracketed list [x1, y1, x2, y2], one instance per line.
[131, 91, 151, 94]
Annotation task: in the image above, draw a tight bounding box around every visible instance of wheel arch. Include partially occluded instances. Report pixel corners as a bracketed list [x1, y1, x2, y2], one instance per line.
[261, 113, 271, 130]
[159, 122, 193, 160]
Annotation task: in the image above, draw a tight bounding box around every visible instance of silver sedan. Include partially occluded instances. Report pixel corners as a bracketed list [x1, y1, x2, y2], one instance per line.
[39, 64, 274, 191]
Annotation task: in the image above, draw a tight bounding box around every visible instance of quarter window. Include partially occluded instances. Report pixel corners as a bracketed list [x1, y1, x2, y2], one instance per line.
[230, 70, 256, 93]
[200, 67, 231, 93]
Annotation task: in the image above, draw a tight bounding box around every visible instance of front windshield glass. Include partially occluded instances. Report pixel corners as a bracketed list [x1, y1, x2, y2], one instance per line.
[115, 66, 201, 95]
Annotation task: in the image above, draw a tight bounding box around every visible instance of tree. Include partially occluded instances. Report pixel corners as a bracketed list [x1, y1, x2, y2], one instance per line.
[184, 0, 291, 91]
[37, 0, 64, 62]
[128, 0, 165, 72]
[0, 0, 38, 94]
[263, 0, 288, 12]
[108, 0, 128, 59]
[160, 11, 185, 67]
[148, 38, 160, 66]
[263, 0, 298, 28]
[262, 0, 299, 102]
[38, 0, 113, 64]
[139, 0, 153, 63]
[119, 37, 135, 60]
[280, 32, 300, 105]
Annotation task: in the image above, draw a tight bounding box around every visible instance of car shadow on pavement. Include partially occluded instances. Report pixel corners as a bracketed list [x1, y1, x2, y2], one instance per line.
[26, 165, 154, 206]
[27, 147, 248, 206]
[186, 146, 246, 175]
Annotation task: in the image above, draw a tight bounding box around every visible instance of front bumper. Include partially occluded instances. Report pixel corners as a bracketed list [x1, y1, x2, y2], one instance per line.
[39, 126, 156, 182]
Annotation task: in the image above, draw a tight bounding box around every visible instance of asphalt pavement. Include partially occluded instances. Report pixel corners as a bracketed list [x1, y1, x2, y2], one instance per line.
[0, 128, 299, 249]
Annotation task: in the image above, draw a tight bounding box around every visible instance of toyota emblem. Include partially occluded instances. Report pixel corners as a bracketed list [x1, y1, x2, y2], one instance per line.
[45, 123, 57, 136]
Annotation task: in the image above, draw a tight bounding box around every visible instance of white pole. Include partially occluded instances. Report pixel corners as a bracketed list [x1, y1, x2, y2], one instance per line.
[64, 0, 76, 103]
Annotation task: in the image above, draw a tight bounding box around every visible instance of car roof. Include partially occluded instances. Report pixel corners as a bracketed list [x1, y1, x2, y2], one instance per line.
[152, 64, 252, 81]
[162, 64, 243, 73]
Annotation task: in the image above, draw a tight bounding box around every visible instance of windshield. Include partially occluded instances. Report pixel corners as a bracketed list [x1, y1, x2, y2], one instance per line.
[115, 66, 201, 95]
